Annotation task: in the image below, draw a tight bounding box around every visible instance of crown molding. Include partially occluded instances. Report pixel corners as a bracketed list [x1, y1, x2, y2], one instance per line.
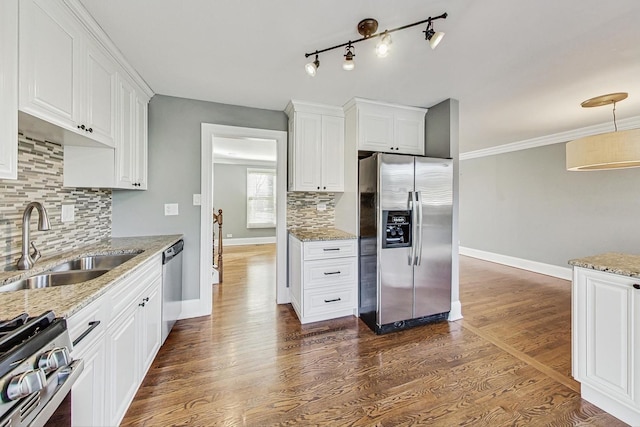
[460, 115, 640, 161]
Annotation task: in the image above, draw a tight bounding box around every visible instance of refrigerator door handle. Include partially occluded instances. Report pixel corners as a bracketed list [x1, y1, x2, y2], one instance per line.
[409, 191, 417, 266]
[416, 191, 423, 266]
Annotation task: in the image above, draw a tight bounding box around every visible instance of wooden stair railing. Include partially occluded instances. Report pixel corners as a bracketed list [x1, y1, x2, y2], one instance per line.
[213, 208, 223, 283]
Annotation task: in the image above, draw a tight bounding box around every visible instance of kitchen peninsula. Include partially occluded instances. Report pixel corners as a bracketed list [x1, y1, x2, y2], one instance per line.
[570, 252, 640, 426]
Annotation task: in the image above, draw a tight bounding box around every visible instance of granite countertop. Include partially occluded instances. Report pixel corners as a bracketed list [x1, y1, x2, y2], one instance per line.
[0, 235, 182, 320]
[569, 252, 640, 278]
[289, 227, 357, 242]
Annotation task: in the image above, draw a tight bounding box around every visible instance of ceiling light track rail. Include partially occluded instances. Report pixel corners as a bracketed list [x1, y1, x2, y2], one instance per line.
[304, 13, 448, 58]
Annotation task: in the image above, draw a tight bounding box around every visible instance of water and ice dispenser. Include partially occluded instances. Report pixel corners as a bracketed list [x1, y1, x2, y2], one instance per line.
[382, 210, 412, 248]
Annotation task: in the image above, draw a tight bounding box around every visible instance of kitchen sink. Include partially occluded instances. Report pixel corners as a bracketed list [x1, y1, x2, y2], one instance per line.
[0, 270, 109, 293]
[48, 253, 140, 272]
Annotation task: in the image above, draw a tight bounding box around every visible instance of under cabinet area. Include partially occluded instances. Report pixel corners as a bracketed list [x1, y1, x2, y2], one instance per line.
[572, 266, 640, 426]
[285, 100, 345, 192]
[289, 235, 357, 324]
[344, 98, 426, 155]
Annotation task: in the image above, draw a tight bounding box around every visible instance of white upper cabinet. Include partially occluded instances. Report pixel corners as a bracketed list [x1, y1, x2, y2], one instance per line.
[0, 0, 18, 180]
[344, 98, 426, 155]
[286, 100, 344, 192]
[19, 0, 118, 147]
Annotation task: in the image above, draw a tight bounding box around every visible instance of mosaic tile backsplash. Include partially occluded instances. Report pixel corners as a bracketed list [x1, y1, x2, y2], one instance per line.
[0, 135, 111, 269]
[287, 192, 335, 229]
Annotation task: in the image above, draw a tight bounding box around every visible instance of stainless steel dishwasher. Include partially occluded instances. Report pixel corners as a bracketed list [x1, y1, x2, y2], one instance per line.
[162, 239, 184, 344]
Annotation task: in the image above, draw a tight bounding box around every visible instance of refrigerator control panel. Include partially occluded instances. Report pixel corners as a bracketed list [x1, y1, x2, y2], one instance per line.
[382, 210, 412, 248]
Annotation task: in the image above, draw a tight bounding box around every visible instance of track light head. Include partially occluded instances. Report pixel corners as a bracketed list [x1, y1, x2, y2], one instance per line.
[343, 44, 355, 71]
[305, 54, 320, 77]
[375, 32, 392, 58]
[424, 21, 445, 49]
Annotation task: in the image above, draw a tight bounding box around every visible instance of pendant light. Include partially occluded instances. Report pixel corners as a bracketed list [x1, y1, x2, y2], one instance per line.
[304, 55, 320, 77]
[375, 31, 392, 58]
[566, 92, 640, 171]
[343, 43, 355, 71]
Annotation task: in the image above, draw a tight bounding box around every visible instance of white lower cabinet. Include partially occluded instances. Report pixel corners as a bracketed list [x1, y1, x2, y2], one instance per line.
[572, 267, 640, 425]
[289, 235, 357, 324]
[67, 253, 163, 427]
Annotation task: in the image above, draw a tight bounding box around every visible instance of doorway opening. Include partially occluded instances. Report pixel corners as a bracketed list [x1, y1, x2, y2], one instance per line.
[200, 124, 288, 316]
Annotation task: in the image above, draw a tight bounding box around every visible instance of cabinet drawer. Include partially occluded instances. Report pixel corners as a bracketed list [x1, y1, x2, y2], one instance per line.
[303, 239, 357, 260]
[107, 254, 161, 323]
[67, 296, 107, 356]
[303, 286, 355, 317]
[304, 258, 356, 289]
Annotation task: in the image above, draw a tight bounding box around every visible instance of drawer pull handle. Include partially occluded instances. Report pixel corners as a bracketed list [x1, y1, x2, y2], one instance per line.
[324, 271, 341, 275]
[324, 298, 341, 303]
[634, 284, 640, 290]
[323, 248, 340, 252]
[72, 320, 101, 347]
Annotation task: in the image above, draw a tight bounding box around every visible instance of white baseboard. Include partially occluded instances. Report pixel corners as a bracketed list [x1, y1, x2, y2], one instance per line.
[448, 300, 463, 321]
[211, 267, 219, 285]
[459, 247, 572, 280]
[214, 236, 276, 246]
[179, 299, 211, 320]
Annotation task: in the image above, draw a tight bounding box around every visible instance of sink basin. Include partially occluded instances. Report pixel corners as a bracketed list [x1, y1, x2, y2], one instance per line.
[0, 270, 109, 293]
[48, 253, 139, 272]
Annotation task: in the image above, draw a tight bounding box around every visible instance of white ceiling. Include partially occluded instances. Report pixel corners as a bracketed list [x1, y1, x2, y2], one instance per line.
[79, 0, 640, 153]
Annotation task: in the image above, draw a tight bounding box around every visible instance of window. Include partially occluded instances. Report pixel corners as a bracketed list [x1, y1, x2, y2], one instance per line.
[247, 168, 276, 228]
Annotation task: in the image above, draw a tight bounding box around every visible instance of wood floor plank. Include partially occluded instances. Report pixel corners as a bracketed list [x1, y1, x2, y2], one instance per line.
[120, 247, 627, 426]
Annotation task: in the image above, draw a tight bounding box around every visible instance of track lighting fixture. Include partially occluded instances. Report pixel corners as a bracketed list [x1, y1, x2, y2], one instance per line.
[303, 12, 447, 75]
[423, 20, 445, 50]
[343, 43, 355, 71]
[304, 54, 320, 77]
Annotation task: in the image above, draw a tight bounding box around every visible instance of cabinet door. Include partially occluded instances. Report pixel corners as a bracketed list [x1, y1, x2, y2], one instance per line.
[19, 0, 82, 129]
[106, 306, 140, 426]
[84, 40, 117, 147]
[72, 336, 106, 427]
[358, 104, 394, 152]
[140, 279, 162, 375]
[133, 94, 148, 189]
[291, 113, 322, 191]
[395, 109, 425, 155]
[574, 268, 640, 406]
[0, 0, 18, 180]
[321, 115, 344, 192]
[114, 75, 135, 188]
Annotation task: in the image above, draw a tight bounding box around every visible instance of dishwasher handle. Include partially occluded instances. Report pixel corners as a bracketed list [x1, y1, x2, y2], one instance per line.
[163, 239, 184, 264]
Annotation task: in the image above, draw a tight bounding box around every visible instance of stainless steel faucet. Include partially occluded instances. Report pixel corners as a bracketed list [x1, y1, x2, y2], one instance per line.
[16, 202, 51, 270]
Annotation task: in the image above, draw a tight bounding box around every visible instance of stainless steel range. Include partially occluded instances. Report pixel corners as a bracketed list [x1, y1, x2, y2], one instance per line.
[0, 311, 83, 427]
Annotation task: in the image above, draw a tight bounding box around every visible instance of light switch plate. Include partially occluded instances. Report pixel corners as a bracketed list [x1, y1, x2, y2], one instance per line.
[193, 194, 201, 206]
[61, 204, 75, 222]
[317, 203, 327, 211]
[164, 203, 179, 216]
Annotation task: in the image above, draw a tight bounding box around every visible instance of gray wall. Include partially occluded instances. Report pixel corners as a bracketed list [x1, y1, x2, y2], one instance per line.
[112, 95, 287, 299]
[459, 142, 640, 268]
[213, 163, 276, 240]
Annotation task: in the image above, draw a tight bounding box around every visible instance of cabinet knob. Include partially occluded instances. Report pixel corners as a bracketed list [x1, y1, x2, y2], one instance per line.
[139, 302, 146, 307]
[323, 186, 326, 190]
[317, 186, 320, 190]
[634, 284, 640, 290]
[143, 297, 149, 302]
[77, 124, 85, 130]
[87, 127, 93, 133]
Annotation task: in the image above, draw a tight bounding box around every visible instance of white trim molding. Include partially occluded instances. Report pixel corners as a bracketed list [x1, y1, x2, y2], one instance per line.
[460, 247, 572, 281]
[448, 301, 463, 321]
[461, 115, 640, 161]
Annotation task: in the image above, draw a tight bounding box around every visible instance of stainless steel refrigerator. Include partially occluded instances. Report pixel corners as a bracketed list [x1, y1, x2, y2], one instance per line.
[359, 153, 453, 334]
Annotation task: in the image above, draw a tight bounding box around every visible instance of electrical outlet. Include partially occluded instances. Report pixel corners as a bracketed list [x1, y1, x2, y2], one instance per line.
[164, 203, 179, 216]
[193, 194, 201, 206]
[226, 233, 233, 238]
[61, 204, 75, 222]
[317, 203, 327, 211]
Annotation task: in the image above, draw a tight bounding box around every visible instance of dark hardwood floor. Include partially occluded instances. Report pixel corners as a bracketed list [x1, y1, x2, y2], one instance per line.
[121, 245, 625, 426]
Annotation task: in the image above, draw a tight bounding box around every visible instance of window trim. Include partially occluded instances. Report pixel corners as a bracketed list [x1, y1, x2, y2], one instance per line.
[246, 168, 276, 229]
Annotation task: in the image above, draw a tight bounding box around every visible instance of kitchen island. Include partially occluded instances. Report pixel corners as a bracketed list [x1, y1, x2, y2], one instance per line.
[569, 252, 640, 426]
[0, 234, 182, 321]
